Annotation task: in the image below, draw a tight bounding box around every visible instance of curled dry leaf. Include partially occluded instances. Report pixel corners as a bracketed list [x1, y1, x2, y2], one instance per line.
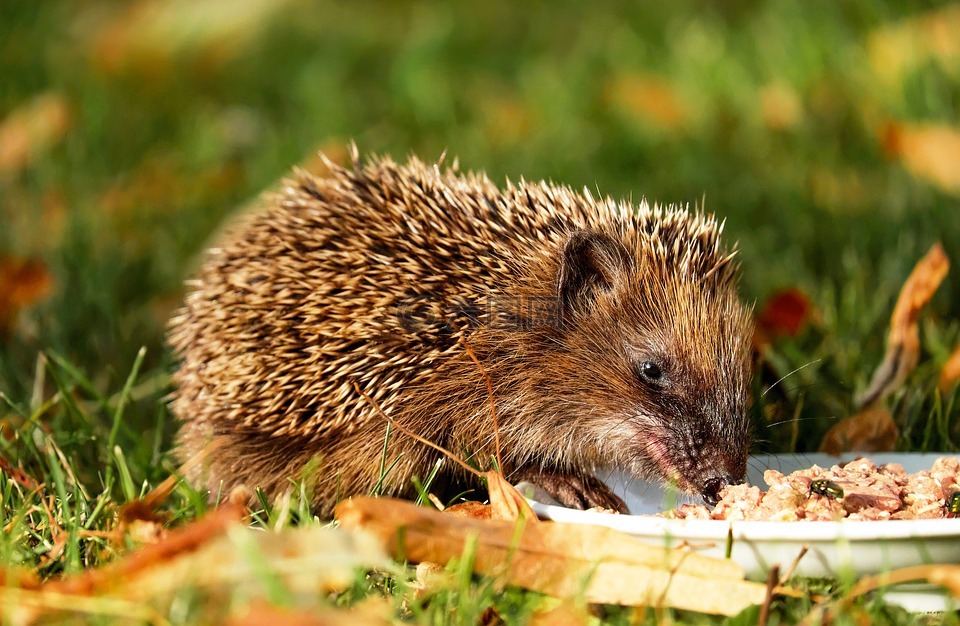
[819, 405, 900, 455]
[939, 343, 960, 393]
[336, 496, 779, 616]
[485, 470, 538, 522]
[834, 563, 960, 618]
[857, 242, 949, 409]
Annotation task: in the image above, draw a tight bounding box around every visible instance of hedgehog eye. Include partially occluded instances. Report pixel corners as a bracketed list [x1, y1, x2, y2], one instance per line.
[636, 361, 663, 382]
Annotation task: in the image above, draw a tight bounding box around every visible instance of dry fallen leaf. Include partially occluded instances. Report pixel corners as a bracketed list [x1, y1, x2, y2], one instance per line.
[830, 563, 960, 618]
[47, 496, 249, 597]
[798, 563, 960, 624]
[939, 343, 960, 393]
[88, 0, 298, 77]
[605, 74, 690, 131]
[883, 123, 960, 195]
[1, 498, 391, 625]
[528, 603, 591, 626]
[0, 453, 40, 490]
[480, 94, 538, 147]
[226, 601, 392, 626]
[0, 93, 70, 175]
[819, 405, 900, 455]
[754, 287, 814, 350]
[857, 242, 949, 408]
[443, 500, 496, 520]
[485, 470, 538, 522]
[0, 257, 54, 338]
[927, 564, 960, 598]
[336, 496, 777, 616]
[866, 5, 960, 88]
[117, 494, 171, 548]
[759, 82, 803, 130]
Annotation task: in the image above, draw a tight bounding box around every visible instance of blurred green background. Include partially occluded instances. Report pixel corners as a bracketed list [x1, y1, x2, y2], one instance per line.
[2, 0, 959, 454]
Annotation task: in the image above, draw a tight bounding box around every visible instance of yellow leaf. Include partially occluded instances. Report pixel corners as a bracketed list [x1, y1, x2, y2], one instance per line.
[0, 93, 70, 175]
[867, 5, 960, 88]
[759, 82, 803, 130]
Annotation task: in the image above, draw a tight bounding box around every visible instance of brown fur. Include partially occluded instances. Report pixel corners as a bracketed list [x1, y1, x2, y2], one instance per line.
[169, 150, 754, 516]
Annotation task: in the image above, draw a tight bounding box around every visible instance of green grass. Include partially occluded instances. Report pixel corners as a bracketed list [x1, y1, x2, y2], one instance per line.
[2, 0, 960, 623]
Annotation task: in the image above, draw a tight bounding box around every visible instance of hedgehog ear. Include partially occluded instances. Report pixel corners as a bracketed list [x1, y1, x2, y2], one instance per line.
[557, 230, 632, 321]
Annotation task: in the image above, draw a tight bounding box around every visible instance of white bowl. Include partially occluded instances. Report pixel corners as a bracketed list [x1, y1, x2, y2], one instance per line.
[530, 453, 960, 613]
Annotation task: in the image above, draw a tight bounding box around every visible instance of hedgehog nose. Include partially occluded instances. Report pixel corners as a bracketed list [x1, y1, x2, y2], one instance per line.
[701, 474, 742, 506]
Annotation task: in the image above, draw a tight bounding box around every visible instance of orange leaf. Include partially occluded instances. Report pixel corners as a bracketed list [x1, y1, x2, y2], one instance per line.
[940, 344, 960, 393]
[443, 500, 495, 520]
[883, 122, 960, 195]
[857, 243, 949, 408]
[0, 257, 54, 337]
[46, 495, 249, 596]
[605, 74, 689, 131]
[0, 453, 39, 490]
[928, 565, 960, 598]
[819, 405, 899, 455]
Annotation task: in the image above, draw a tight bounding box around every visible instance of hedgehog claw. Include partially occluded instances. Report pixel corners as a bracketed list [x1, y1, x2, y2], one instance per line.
[512, 468, 629, 514]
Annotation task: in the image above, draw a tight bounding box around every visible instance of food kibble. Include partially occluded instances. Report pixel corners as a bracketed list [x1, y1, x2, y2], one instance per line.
[662, 457, 960, 521]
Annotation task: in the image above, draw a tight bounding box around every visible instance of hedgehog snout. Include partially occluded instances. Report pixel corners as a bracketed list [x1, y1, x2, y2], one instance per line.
[700, 473, 744, 506]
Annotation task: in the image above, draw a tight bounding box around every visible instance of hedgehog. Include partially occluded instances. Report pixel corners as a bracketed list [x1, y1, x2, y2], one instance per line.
[168, 149, 754, 517]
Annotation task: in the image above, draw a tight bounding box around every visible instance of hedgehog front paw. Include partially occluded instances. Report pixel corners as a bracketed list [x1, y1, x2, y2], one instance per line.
[512, 467, 629, 514]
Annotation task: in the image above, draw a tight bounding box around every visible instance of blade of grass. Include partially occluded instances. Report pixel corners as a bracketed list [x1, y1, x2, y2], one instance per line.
[105, 347, 146, 491]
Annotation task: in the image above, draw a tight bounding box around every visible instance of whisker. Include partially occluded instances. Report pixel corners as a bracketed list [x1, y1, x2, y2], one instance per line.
[763, 414, 840, 429]
[761, 359, 822, 398]
[746, 380, 832, 422]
